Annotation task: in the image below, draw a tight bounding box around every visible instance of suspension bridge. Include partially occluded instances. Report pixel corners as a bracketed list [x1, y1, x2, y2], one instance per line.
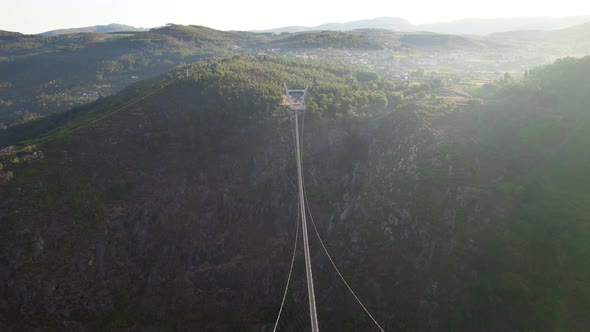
[273, 84, 385, 332]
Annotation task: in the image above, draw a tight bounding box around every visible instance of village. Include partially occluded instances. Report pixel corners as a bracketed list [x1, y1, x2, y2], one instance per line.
[255, 45, 556, 83]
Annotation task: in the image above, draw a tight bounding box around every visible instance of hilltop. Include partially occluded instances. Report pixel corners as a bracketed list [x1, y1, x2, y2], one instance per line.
[41, 23, 147, 36]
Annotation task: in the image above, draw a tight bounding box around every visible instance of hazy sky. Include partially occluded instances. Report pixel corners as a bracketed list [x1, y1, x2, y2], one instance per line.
[2, 0, 590, 34]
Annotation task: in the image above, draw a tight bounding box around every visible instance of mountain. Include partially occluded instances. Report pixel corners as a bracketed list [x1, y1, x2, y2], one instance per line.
[261, 16, 412, 33]
[417, 16, 590, 35]
[41, 23, 147, 36]
[264, 16, 590, 35]
[489, 21, 590, 46]
[561, 21, 590, 39]
[1, 55, 590, 331]
[512, 15, 590, 31]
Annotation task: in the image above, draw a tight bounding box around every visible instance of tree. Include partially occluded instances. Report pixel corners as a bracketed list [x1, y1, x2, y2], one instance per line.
[369, 92, 388, 110]
[386, 92, 404, 108]
[356, 70, 380, 82]
[411, 68, 425, 79]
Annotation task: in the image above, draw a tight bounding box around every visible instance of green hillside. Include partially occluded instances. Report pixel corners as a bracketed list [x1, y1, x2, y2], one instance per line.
[267, 30, 384, 50]
[434, 56, 590, 330]
[400, 32, 490, 50]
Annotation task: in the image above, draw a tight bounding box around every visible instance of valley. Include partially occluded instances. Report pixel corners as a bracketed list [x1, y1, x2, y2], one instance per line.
[1, 15, 590, 332]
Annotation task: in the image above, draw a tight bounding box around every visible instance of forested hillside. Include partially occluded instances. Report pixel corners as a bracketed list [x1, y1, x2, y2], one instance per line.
[1, 55, 589, 331]
[426, 56, 590, 330]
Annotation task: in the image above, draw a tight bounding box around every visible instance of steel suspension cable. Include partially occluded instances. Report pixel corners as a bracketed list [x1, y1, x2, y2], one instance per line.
[33, 74, 183, 147]
[273, 111, 302, 331]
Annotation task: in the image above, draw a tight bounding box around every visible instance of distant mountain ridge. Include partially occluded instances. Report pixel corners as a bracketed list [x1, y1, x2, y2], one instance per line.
[30, 16, 590, 37]
[262, 16, 590, 35]
[41, 23, 147, 36]
[417, 16, 590, 35]
[488, 20, 590, 44]
[258, 17, 413, 33]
